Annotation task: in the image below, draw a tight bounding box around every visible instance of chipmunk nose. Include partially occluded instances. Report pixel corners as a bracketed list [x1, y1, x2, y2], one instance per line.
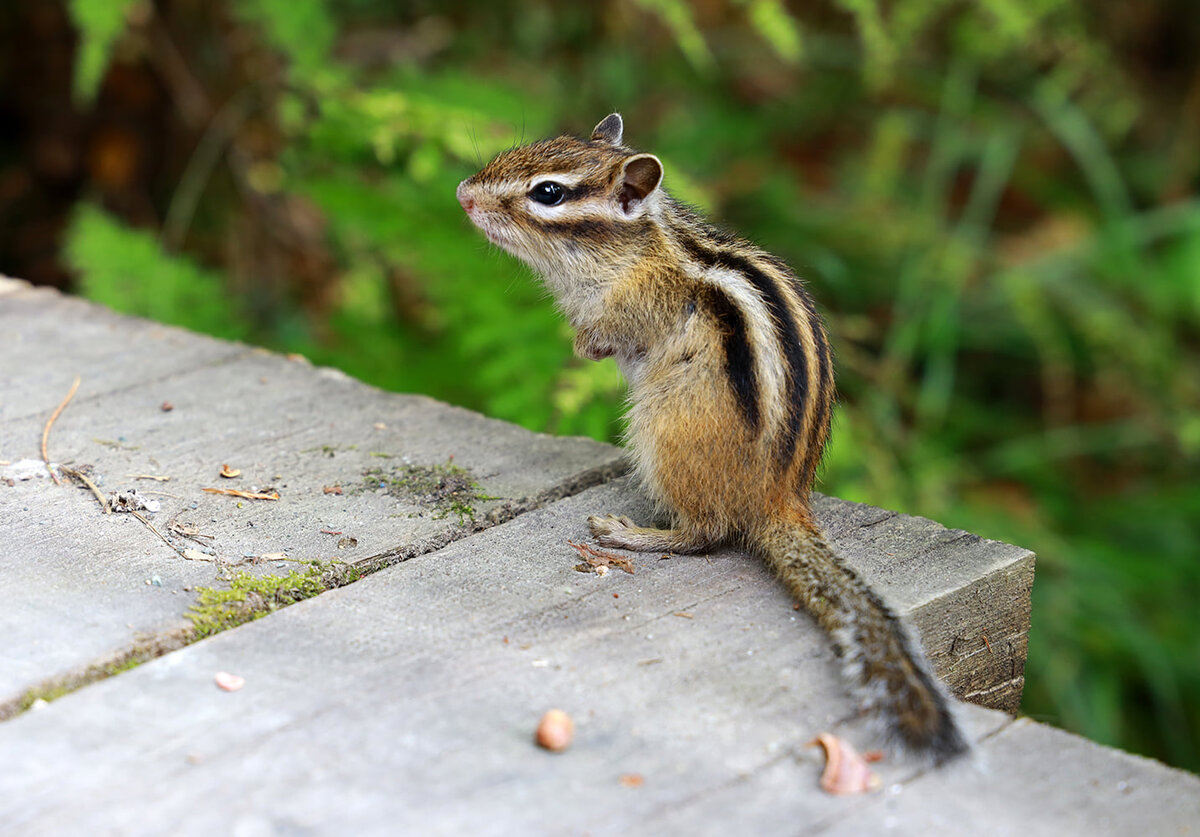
[456, 181, 475, 213]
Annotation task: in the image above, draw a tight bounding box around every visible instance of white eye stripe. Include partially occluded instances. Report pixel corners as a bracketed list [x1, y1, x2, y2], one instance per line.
[525, 173, 585, 189]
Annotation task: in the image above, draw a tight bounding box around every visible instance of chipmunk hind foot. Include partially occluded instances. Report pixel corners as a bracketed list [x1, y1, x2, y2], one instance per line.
[587, 514, 716, 554]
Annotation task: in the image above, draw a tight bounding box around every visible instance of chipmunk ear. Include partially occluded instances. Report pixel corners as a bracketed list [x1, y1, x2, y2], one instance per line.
[618, 153, 663, 214]
[591, 113, 623, 145]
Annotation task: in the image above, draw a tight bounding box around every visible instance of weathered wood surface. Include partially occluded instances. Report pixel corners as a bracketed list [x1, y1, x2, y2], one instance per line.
[1, 276, 1196, 835]
[0, 278, 622, 708]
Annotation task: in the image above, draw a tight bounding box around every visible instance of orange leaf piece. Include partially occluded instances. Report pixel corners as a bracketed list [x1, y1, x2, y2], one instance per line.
[219, 464, 241, 478]
[811, 733, 882, 795]
[214, 671, 245, 692]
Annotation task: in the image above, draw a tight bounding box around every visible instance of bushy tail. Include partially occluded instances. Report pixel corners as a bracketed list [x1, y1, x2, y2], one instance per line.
[754, 519, 969, 764]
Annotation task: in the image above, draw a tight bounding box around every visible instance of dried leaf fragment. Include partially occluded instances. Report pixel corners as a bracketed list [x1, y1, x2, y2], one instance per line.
[219, 464, 241, 479]
[214, 671, 245, 692]
[323, 484, 343, 495]
[535, 709, 574, 752]
[202, 487, 280, 500]
[618, 773, 644, 788]
[811, 733, 882, 795]
[567, 540, 634, 574]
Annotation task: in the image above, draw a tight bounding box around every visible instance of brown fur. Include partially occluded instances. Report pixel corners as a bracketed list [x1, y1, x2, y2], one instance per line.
[458, 114, 968, 763]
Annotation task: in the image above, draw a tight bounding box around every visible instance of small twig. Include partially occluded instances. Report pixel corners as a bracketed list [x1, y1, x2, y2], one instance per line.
[131, 510, 188, 558]
[128, 473, 172, 482]
[42, 376, 80, 484]
[59, 465, 110, 514]
[201, 487, 280, 500]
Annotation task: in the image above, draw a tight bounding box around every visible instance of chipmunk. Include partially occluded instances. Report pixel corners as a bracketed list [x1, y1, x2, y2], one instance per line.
[457, 113, 968, 763]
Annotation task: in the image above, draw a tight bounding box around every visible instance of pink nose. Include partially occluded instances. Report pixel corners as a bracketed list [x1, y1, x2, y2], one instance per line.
[456, 181, 475, 213]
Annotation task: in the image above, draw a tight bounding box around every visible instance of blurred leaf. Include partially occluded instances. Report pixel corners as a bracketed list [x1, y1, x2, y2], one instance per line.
[631, 0, 715, 72]
[68, 0, 140, 103]
[740, 0, 804, 63]
[65, 204, 249, 341]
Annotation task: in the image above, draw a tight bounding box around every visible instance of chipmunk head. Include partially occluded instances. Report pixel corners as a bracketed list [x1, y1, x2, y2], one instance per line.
[457, 114, 665, 290]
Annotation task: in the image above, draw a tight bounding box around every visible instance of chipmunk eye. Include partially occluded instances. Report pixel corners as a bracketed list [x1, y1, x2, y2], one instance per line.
[529, 181, 565, 206]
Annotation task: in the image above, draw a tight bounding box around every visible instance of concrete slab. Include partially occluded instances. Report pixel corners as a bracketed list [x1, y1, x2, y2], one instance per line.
[0, 482, 1058, 836]
[0, 288, 622, 709]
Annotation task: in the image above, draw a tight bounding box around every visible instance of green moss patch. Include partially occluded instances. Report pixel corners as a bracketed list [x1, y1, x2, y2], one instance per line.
[360, 460, 491, 524]
[187, 566, 332, 639]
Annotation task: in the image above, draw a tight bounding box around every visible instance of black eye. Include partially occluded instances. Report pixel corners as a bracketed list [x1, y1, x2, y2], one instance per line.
[529, 181, 565, 206]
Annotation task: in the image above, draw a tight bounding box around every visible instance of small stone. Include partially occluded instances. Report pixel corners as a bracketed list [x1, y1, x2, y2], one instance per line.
[535, 709, 574, 752]
[151, 575, 162, 587]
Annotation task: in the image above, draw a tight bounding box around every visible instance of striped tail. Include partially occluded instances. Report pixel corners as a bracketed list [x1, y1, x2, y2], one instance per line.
[754, 519, 969, 763]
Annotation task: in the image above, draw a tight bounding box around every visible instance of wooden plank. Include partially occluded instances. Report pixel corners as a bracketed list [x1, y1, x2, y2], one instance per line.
[0, 481, 1044, 834]
[0, 290, 623, 707]
[813, 493, 1035, 713]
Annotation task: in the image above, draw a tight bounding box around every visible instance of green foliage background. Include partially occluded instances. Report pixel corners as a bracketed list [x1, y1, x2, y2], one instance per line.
[53, 0, 1200, 771]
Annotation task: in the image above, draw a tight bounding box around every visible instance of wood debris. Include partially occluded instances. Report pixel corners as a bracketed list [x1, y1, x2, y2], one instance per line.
[41, 375, 80, 485]
[202, 487, 280, 500]
[568, 540, 634, 574]
[107, 489, 161, 513]
[811, 733, 882, 795]
[219, 464, 241, 478]
[60, 465, 109, 514]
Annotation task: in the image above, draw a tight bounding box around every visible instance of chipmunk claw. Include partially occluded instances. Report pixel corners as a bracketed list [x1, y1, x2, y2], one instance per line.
[587, 513, 638, 546]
